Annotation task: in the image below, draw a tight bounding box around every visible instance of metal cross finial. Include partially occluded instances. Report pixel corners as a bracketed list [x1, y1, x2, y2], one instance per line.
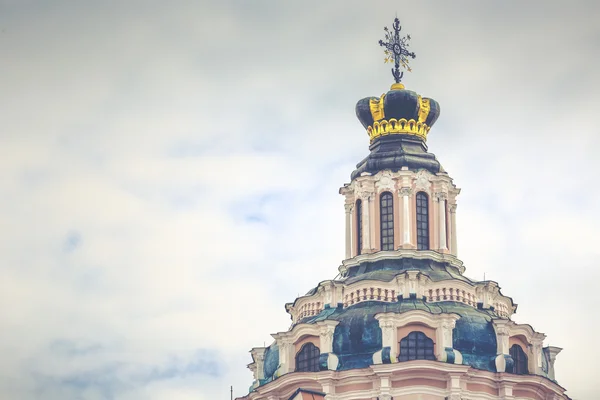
[379, 17, 416, 83]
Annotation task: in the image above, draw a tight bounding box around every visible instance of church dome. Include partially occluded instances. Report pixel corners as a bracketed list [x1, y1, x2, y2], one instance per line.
[239, 16, 569, 400]
[356, 83, 440, 143]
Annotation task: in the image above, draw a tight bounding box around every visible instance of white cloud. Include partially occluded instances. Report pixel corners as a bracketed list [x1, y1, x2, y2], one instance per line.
[0, 1, 599, 399]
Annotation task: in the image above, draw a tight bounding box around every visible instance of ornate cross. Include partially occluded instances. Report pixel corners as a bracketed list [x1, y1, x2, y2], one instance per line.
[379, 17, 416, 83]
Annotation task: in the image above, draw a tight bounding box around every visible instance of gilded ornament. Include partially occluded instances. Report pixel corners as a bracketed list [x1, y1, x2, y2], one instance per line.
[369, 94, 386, 121]
[417, 95, 431, 124]
[367, 118, 430, 142]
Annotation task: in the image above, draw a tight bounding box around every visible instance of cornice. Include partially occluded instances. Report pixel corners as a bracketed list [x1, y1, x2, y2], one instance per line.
[492, 319, 547, 343]
[340, 249, 465, 274]
[272, 320, 340, 343]
[374, 309, 461, 328]
[242, 361, 568, 400]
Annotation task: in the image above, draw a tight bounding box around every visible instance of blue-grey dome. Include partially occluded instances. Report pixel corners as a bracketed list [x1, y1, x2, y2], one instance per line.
[262, 298, 500, 381]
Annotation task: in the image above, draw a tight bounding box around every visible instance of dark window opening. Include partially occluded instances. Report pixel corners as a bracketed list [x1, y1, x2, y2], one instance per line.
[398, 331, 435, 362]
[356, 199, 363, 255]
[380, 192, 394, 251]
[295, 343, 320, 372]
[416, 192, 429, 250]
[510, 344, 528, 375]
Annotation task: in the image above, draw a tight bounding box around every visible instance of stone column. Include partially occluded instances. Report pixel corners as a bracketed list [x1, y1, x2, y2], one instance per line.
[447, 373, 463, 400]
[399, 187, 412, 247]
[435, 192, 448, 250]
[272, 336, 294, 374]
[379, 320, 396, 349]
[499, 383, 515, 400]
[250, 348, 266, 380]
[362, 195, 371, 253]
[439, 319, 456, 350]
[492, 320, 511, 373]
[318, 321, 339, 370]
[545, 346, 563, 381]
[344, 203, 353, 259]
[318, 321, 339, 354]
[449, 203, 457, 255]
[374, 315, 399, 365]
[531, 342, 542, 375]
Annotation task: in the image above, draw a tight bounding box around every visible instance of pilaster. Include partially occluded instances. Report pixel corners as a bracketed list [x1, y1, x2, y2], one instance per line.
[356, 178, 375, 254]
[492, 319, 511, 372]
[317, 321, 339, 370]
[434, 191, 448, 252]
[544, 346, 562, 381]
[249, 347, 267, 381]
[449, 203, 457, 256]
[398, 187, 414, 249]
[344, 203, 353, 259]
[446, 372, 464, 400]
[499, 382, 515, 400]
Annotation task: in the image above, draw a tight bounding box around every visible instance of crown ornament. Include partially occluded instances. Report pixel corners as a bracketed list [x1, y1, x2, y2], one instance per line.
[355, 17, 440, 142]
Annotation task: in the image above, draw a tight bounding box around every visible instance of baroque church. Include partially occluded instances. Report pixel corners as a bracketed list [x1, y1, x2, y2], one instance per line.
[237, 19, 569, 400]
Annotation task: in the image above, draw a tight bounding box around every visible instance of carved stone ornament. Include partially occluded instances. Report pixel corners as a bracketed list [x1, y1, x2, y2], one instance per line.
[355, 183, 372, 200]
[434, 192, 448, 202]
[324, 287, 333, 305]
[380, 320, 395, 342]
[449, 203, 457, 213]
[414, 169, 432, 192]
[399, 187, 412, 196]
[375, 171, 396, 192]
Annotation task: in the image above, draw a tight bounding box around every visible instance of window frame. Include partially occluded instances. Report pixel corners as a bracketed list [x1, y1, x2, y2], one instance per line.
[356, 199, 363, 255]
[379, 191, 394, 251]
[510, 344, 528, 375]
[416, 191, 430, 250]
[295, 342, 321, 372]
[398, 331, 435, 362]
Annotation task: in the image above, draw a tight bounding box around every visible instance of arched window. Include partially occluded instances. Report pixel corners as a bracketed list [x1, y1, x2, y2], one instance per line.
[399, 331, 435, 362]
[380, 192, 394, 251]
[416, 192, 429, 250]
[356, 199, 363, 255]
[510, 344, 528, 375]
[295, 343, 320, 372]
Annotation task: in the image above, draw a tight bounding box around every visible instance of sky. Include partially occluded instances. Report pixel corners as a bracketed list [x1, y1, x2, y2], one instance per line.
[1, 1, 599, 399]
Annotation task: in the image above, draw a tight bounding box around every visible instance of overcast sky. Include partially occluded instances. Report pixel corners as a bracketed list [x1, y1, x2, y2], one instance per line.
[1, 1, 599, 399]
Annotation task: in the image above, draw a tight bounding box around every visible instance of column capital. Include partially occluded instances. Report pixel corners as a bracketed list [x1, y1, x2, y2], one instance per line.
[434, 191, 448, 202]
[398, 187, 413, 196]
[356, 189, 372, 201]
[449, 203, 457, 213]
[344, 203, 353, 213]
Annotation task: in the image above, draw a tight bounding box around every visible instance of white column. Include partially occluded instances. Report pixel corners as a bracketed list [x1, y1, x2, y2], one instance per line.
[435, 192, 448, 250]
[344, 203, 353, 259]
[440, 319, 456, 350]
[546, 346, 562, 381]
[492, 320, 511, 373]
[447, 374, 463, 400]
[449, 203, 457, 255]
[362, 195, 371, 253]
[498, 383, 514, 400]
[250, 348, 266, 380]
[273, 337, 294, 374]
[531, 340, 544, 375]
[493, 321, 511, 356]
[379, 320, 396, 348]
[399, 187, 412, 246]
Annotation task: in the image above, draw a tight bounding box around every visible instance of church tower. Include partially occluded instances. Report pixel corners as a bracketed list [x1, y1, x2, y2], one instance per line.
[238, 18, 569, 400]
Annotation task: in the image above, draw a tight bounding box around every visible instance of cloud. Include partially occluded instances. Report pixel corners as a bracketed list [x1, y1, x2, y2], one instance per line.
[0, 1, 599, 399]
